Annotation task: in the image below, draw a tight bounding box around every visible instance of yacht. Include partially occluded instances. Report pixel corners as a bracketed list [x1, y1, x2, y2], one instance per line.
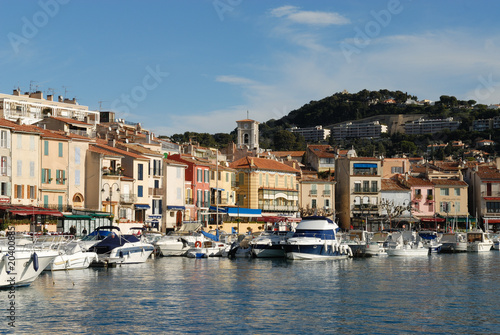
[341, 230, 370, 257]
[78, 226, 118, 251]
[249, 231, 290, 258]
[156, 231, 205, 256]
[184, 240, 230, 258]
[466, 230, 493, 252]
[418, 231, 442, 253]
[48, 240, 99, 271]
[89, 233, 154, 264]
[0, 249, 58, 287]
[365, 231, 391, 256]
[386, 231, 429, 256]
[283, 216, 352, 260]
[438, 232, 467, 253]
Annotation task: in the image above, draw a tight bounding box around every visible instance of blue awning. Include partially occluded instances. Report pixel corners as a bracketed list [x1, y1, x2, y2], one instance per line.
[135, 204, 150, 209]
[353, 163, 377, 168]
[209, 206, 228, 213]
[227, 207, 262, 217]
[167, 205, 185, 211]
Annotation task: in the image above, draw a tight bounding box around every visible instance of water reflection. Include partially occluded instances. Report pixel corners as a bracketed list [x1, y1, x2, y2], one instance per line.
[2, 253, 500, 333]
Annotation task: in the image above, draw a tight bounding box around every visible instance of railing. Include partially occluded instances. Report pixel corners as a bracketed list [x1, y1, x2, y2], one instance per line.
[149, 168, 162, 176]
[186, 198, 194, 205]
[120, 194, 137, 203]
[45, 204, 73, 212]
[102, 169, 123, 176]
[352, 204, 379, 212]
[149, 187, 164, 196]
[482, 191, 500, 197]
[310, 190, 317, 195]
[352, 188, 380, 194]
[260, 204, 298, 212]
[69, 129, 88, 137]
[323, 190, 331, 196]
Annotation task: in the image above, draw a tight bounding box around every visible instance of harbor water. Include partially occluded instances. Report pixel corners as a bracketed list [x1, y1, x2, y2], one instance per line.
[2, 252, 500, 334]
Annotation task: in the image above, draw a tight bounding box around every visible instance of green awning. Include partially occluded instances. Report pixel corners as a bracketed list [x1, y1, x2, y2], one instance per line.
[90, 213, 111, 217]
[63, 215, 92, 219]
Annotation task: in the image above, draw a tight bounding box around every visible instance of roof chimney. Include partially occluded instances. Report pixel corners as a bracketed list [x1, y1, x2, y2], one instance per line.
[47, 94, 53, 101]
[13, 89, 20, 96]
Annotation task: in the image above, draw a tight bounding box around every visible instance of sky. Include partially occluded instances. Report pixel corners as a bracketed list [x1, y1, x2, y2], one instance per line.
[2, 0, 500, 137]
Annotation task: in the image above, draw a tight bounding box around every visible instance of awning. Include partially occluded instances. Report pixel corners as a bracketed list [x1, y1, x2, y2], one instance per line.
[209, 206, 227, 213]
[484, 218, 500, 224]
[167, 205, 185, 211]
[135, 204, 150, 209]
[419, 217, 446, 223]
[63, 215, 92, 219]
[0, 205, 63, 217]
[353, 163, 377, 168]
[227, 207, 262, 218]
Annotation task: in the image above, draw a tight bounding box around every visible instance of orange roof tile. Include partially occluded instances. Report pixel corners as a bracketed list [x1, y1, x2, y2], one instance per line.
[50, 116, 92, 126]
[431, 179, 468, 187]
[382, 179, 409, 191]
[89, 145, 124, 157]
[229, 156, 300, 173]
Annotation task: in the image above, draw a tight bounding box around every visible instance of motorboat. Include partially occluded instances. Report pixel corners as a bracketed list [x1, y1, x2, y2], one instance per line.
[184, 240, 230, 258]
[466, 230, 493, 252]
[227, 234, 254, 258]
[89, 232, 154, 264]
[491, 234, 500, 250]
[249, 231, 290, 258]
[78, 226, 119, 251]
[418, 231, 442, 253]
[365, 231, 391, 256]
[386, 231, 429, 256]
[0, 249, 58, 287]
[341, 230, 370, 257]
[438, 232, 467, 253]
[283, 216, 352, 260]
[155, 231, 206, 256]
[48, 241, 98, 271]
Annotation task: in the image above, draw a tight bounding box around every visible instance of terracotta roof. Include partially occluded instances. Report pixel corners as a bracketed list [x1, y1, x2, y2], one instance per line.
[50, 116, 92, 126]
[117, 142, 162, 156]
[96, 144, 148, 160]
[431, 179, 468, 187]
[229, 156, 300, 173]
[398, 175, 434, 187]
[89, 145, 124, 157]
[268, 151, 305, 157]
[38, 128, 69, 140]
[382, 178, 409, 191]
[476, 166, 500, 180]
[0, 119, 42, 134]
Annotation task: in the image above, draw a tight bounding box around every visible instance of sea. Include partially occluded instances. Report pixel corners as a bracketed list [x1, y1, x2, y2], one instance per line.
[2, 252, 500, 334]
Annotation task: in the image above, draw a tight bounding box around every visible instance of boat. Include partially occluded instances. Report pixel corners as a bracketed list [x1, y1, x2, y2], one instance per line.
[438, 232, 467, 253]
[78, 226, 119, 251]
[48, 241, 99, 271]
[491, 234, 500, 250]
[0, 249, 58, 287]
[184, 240, 230, 258]
[283, 216, 352, 260]
[156, 231, 206, 256]
[365, 231, 391, 256]
[227, 234, 254, 258]
[89, 231, 154, 264]
[249, 231, 290, 258]
[466, 230, 493, 252]
[418, 231, 442, 253]
[341, 230, 371, 257]
[386, 231, 429, 256]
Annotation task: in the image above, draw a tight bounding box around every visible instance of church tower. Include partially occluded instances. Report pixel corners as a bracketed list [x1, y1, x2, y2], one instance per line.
[236, 117, 259, 151]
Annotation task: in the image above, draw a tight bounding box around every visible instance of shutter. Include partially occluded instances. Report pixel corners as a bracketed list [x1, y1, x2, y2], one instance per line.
[7, 156, 11, 176]
[6, 131, 11, 149]
[63, 170, 66, 185]
[6, 182, 11, 197]
[21, 185, 24, 199]
[41, 169, 46, 184]
[48, 169, 51, 183]
[13, 184, 17, 198]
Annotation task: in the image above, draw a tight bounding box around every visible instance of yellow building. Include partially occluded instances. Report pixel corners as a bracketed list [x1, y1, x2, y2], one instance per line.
[432, 179, 469, 222]
[229, 157, 300, 216]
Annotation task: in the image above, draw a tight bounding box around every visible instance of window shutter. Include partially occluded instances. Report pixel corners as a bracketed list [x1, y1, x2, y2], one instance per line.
[34, 186, 37, 199]
[14, 184, 17, 198]
[41, 169, 46, 184]
[6, 182, 11, 197]
[21, 185, 24, 199]
[63, 170, 66, 185]
[48, 169, 51, 183]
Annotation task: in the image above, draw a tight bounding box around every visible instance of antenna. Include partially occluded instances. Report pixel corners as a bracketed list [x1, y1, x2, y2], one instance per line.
[246, 110, 249, 119]
[62, 86, 70, 98]
[47, 87, 56, 96]
[98, 100, 107, 111]
[29, 80, 37, 93]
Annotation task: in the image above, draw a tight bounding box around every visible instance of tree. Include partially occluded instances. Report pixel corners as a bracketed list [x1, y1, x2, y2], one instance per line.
[379, 199, 412, 228]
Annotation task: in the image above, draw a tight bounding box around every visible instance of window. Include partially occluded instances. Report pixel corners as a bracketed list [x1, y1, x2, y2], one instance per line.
[58, 143, 63, 157]
[154, 179, 159, 189]
[239, 173, 244, 186]
[204, 190, 210, 207]
[16, 160, 22, 177]
[176, 167, 181, 179]
[325, 199, 330, 208]
[152, 199, 163, 215]
[44, 140, 49, 155]
[354, 181, 361, 192]
[197, 190, 202, 207]
[218, 171, 221, 181]
[17, 134, 22, 149]
[42, 168, 51, 184]
[30, 136, 35, 151]
[15, 184, 23, 199]
[440, 188, 449, 196]
[75, 147, 81, 165]
[204, 170, 209, 183]
[391, 166, 403, 174]
[415, 189, 421, 195]
[363, 181, 369, 192]
[0, 182, 8, 196]
[1, 156, 7, 176]
[138, 164, 143, 180]
[275, 175, 279, 187]
[311, 184, 317, 195]
[43, 195, 49, 208]
[440, 202, 450, 213]
[371, 181, 378, 193]
[29, 186, 36, 199]
[455, 201, 460, 212]
[226, 172, 229, 182]
[454, 188, 461, 196]
[137, 185, 143, 198]
[56, 170, 66, 185]
[197, 169, 202, 182]
[0, 131, 7, 148]
[30, 161, 35, 177]
[75, 170, 80, 186]
[427, 189, 432, 196]
[312, 199, 317, 208]
[177, 187, 182, 200]
[259, 174, 262, 186]
[58, 196, 63, 211]
[266, 174, 269, 186]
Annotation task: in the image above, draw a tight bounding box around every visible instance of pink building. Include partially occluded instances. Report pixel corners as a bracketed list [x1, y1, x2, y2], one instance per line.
[397, 175, 438, 224]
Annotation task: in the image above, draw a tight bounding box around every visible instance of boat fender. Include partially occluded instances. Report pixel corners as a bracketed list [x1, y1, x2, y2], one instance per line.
[32, 252, 39, 272]
[195, 241, 202, 248]
[348, 247, 353, 257]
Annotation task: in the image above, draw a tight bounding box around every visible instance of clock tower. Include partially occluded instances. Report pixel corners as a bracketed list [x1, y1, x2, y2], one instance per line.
[236, 118, 259, 151]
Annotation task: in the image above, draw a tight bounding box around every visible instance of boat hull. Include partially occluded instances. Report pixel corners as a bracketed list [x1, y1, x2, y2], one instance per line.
[386, 248, 429, 256]
[439, 242, 467, 253]
[107, 244, 155, 264]
[49, 252, 98, 271]
[0, 251, 58, 287]
[467, 242, 493, 252]
[284, 244, 350, 260]
[251, 244, 285, 258]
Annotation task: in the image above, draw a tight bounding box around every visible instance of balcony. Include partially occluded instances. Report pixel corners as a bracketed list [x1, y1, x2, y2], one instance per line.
[120, 194, 137, 203]
[149, 187, 164, 196]
[482, 191, 500, 198]
[309, 190, 317, 196]
[322, 190, 331, 196]
[186, 198, 194, 205]
[260, 204, 299, 212]
[352, 188, 380, 194]
[102, 167, 123, 176]
[352, 204, 379, 212]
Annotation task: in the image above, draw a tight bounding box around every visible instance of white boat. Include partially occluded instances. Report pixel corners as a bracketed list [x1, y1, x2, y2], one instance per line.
[185, 240, 230, 258]
[49, 241, 98, 271]
[249, 231, 290, 258]
[283, 216, 352, 260]
[438, 232, 467, 253]
[89, 233, 154, 264]
[0, 249, 58, 287]
[386, 231, 429, 256]
[491, 234, 500, 250]
[365, 231, 391, 256]
[156, 231, 206, 256]
[78, 226, 119, 251]
[466, 230, 493, 252]
[341, 230, 370, 257]
[418, 231, 442, 253]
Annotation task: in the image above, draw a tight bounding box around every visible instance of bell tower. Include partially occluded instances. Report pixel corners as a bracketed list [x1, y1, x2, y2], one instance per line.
[236, 115, 259, 151]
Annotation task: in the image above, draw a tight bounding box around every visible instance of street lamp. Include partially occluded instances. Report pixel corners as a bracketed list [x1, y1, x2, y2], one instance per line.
[102, 183, 120, 223]
[236, 194, 247, 234]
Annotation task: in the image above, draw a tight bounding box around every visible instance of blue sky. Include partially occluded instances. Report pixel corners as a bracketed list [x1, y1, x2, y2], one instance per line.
[3, 0, 500, 136]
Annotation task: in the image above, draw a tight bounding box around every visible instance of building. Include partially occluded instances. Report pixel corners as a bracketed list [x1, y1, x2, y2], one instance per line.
[381, 157, 410, 179]
[306, 145, 336, 173]
[288, 126, 330, 142]
[380, 178, 411, 228]
[236, 119, 260, 151]
[163, 158, 187, 231]
[298, 176, 335, 216]
[229, 156, 300, 218]
[397, 175, 436, 224]
[331, 121, 388, 140]
[335, 157, 383, 230]
[432, 178, 469, 226]
[0, 89, 99, 125]
[404, 117, 460, 135]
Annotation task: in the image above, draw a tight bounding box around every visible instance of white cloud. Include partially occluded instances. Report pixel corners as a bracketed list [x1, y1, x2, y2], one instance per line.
[270, 6, 350, 26]
[215, 75, 256, 85]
